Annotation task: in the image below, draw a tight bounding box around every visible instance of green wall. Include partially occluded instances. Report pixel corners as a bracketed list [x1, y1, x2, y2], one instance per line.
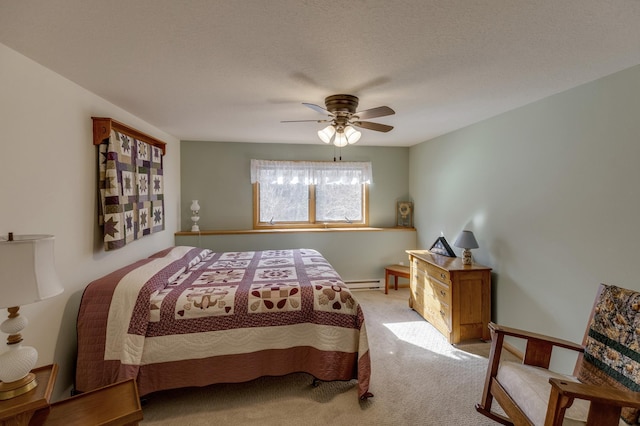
[409, 64, 640, 371]
[180, 141, 410, 230]
[179, 141, 415, 281]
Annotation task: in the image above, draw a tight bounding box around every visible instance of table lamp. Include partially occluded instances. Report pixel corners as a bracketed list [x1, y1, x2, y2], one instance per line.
[0, 233, 64, 400]
[190, 200, 201, 232]
[454, 230, 479, 265]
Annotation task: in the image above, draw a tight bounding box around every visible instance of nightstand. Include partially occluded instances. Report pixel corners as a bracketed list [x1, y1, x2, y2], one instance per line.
[0, 364, 57, 426]
[44, 379, 142, 426]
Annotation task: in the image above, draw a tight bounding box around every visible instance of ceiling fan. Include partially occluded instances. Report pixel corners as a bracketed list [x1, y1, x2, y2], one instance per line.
[282, 94, 395, 147]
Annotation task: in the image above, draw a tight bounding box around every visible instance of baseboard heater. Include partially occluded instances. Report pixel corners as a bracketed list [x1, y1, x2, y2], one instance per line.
[343, 278, 383, 290]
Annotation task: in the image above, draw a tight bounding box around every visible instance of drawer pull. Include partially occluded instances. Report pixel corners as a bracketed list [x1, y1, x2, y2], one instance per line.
[440, 310, 445, 316]
[440, 290, 446, 297]
[440, 273, 446, 279]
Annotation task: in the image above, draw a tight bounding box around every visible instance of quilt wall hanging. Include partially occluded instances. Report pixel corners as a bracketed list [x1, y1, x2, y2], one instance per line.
[93, 117, 167, 251]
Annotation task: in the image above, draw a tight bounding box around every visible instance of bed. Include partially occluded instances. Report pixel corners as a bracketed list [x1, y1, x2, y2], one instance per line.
[75, 246, 372, 400]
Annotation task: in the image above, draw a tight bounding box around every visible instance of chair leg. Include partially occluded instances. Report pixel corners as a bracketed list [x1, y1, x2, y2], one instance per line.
[585, 403, 623, 426]
[544, 385, 572, 425]
[480, 329, 504, 410]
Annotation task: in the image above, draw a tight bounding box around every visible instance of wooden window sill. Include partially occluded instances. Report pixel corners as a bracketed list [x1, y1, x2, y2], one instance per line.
[175, 227, 415, 236]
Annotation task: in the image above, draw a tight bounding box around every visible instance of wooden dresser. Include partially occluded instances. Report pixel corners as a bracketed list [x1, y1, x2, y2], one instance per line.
[406, 250, 492, 344]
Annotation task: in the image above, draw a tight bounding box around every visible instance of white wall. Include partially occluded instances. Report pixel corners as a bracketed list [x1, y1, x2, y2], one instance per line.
[409, 64, 640, 371]
[0, 43, 181, 400]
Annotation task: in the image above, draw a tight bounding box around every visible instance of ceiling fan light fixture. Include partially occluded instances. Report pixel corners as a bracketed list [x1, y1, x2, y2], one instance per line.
[344, 126, 361, 144]
[334, 131, 348, 147]
[318, 125, 335, 144]
[291, 94, 394, 148]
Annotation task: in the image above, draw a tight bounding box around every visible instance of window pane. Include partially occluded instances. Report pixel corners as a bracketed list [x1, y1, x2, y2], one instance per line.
[259, 182, 308, 222]
[316, 183, 363, 222]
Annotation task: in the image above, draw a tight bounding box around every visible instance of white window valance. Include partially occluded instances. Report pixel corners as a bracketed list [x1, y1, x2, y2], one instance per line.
[250, 160, 372, 185]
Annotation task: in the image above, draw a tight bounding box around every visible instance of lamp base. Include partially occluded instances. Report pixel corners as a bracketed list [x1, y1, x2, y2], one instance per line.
[462, 249, 472, 265]
[0, 373, 37, 400]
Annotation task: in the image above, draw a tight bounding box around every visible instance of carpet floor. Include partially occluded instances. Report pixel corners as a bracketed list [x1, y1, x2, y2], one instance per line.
[140, 287, 505, 425]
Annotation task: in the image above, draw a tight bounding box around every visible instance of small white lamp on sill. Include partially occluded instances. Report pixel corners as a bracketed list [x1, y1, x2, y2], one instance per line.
[454, 230, 479, 265]
[190, 200, 201, 232]
[0, 233, 64, 400]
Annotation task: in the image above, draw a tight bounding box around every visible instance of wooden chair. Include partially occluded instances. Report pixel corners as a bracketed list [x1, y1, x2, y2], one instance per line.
[476, 284, 640, 426]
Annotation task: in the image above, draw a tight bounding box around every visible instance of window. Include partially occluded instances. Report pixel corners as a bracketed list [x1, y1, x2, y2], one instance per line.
[250, 160, 371, 228]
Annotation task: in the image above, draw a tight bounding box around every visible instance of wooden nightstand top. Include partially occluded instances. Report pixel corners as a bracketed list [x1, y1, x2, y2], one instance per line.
[0, 364, 57, 424]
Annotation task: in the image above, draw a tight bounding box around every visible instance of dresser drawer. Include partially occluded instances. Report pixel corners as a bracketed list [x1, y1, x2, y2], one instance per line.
[427, 277, 451, 304]
[422, 282, 451, 325]
[413, 258, 450, 284]
[425, 263, 450, 284]
[412, 258, 426, 275]
[423, 298, 451, 334]
[411, 277, 427, 306]
[410, 292, 451, 337]
[411, 263, 427, 291]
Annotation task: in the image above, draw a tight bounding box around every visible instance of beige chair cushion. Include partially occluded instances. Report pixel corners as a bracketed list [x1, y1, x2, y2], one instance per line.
[497, 361, 626, 426]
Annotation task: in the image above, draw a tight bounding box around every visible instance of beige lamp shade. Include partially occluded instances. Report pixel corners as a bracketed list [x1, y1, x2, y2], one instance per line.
[0, 234, 64, 309]
[0, 234, 63, 399]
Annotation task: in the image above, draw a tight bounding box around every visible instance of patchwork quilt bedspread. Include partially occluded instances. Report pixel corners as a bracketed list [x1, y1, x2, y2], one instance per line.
[76, 246, 372, 399]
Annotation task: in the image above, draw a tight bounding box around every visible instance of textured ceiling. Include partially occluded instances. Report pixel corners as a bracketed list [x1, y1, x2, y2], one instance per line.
[1, 0, 639, 146]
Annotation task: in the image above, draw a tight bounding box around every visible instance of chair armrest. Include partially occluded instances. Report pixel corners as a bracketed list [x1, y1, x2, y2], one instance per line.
[549, 378, 640, 408]
[547, 378, 640, 425]
[490, 322, 584, 353]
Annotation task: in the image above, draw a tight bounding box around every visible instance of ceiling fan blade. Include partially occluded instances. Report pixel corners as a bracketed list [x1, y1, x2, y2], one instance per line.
[303, 102, 332, 116]
[281, 119, 330, 123]
[354, 106, 395, 120]
[352, 121, 394, 132]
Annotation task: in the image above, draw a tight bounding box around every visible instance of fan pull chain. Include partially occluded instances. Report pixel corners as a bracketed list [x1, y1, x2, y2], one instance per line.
[333, 146, 342, 162]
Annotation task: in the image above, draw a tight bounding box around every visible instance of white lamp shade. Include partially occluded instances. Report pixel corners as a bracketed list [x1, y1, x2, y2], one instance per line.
[453, 230, 479, 249]
[317, 125, 335, 144]
[344, 126, 361, 144]
[0, 235, 63, 309]
[190, 200, 200, 212]
[334, 131, 348, 147]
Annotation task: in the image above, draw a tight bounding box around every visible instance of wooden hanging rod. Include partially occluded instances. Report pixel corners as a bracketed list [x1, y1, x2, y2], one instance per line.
[92, 117, 167, 155]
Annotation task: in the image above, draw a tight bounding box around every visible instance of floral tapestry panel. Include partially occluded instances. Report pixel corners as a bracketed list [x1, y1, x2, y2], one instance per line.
[578, 284, 640, 424]
[98, 130, 164, 250]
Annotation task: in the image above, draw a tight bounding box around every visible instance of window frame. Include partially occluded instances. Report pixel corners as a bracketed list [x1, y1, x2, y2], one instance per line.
[251, 161, 371, 229]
